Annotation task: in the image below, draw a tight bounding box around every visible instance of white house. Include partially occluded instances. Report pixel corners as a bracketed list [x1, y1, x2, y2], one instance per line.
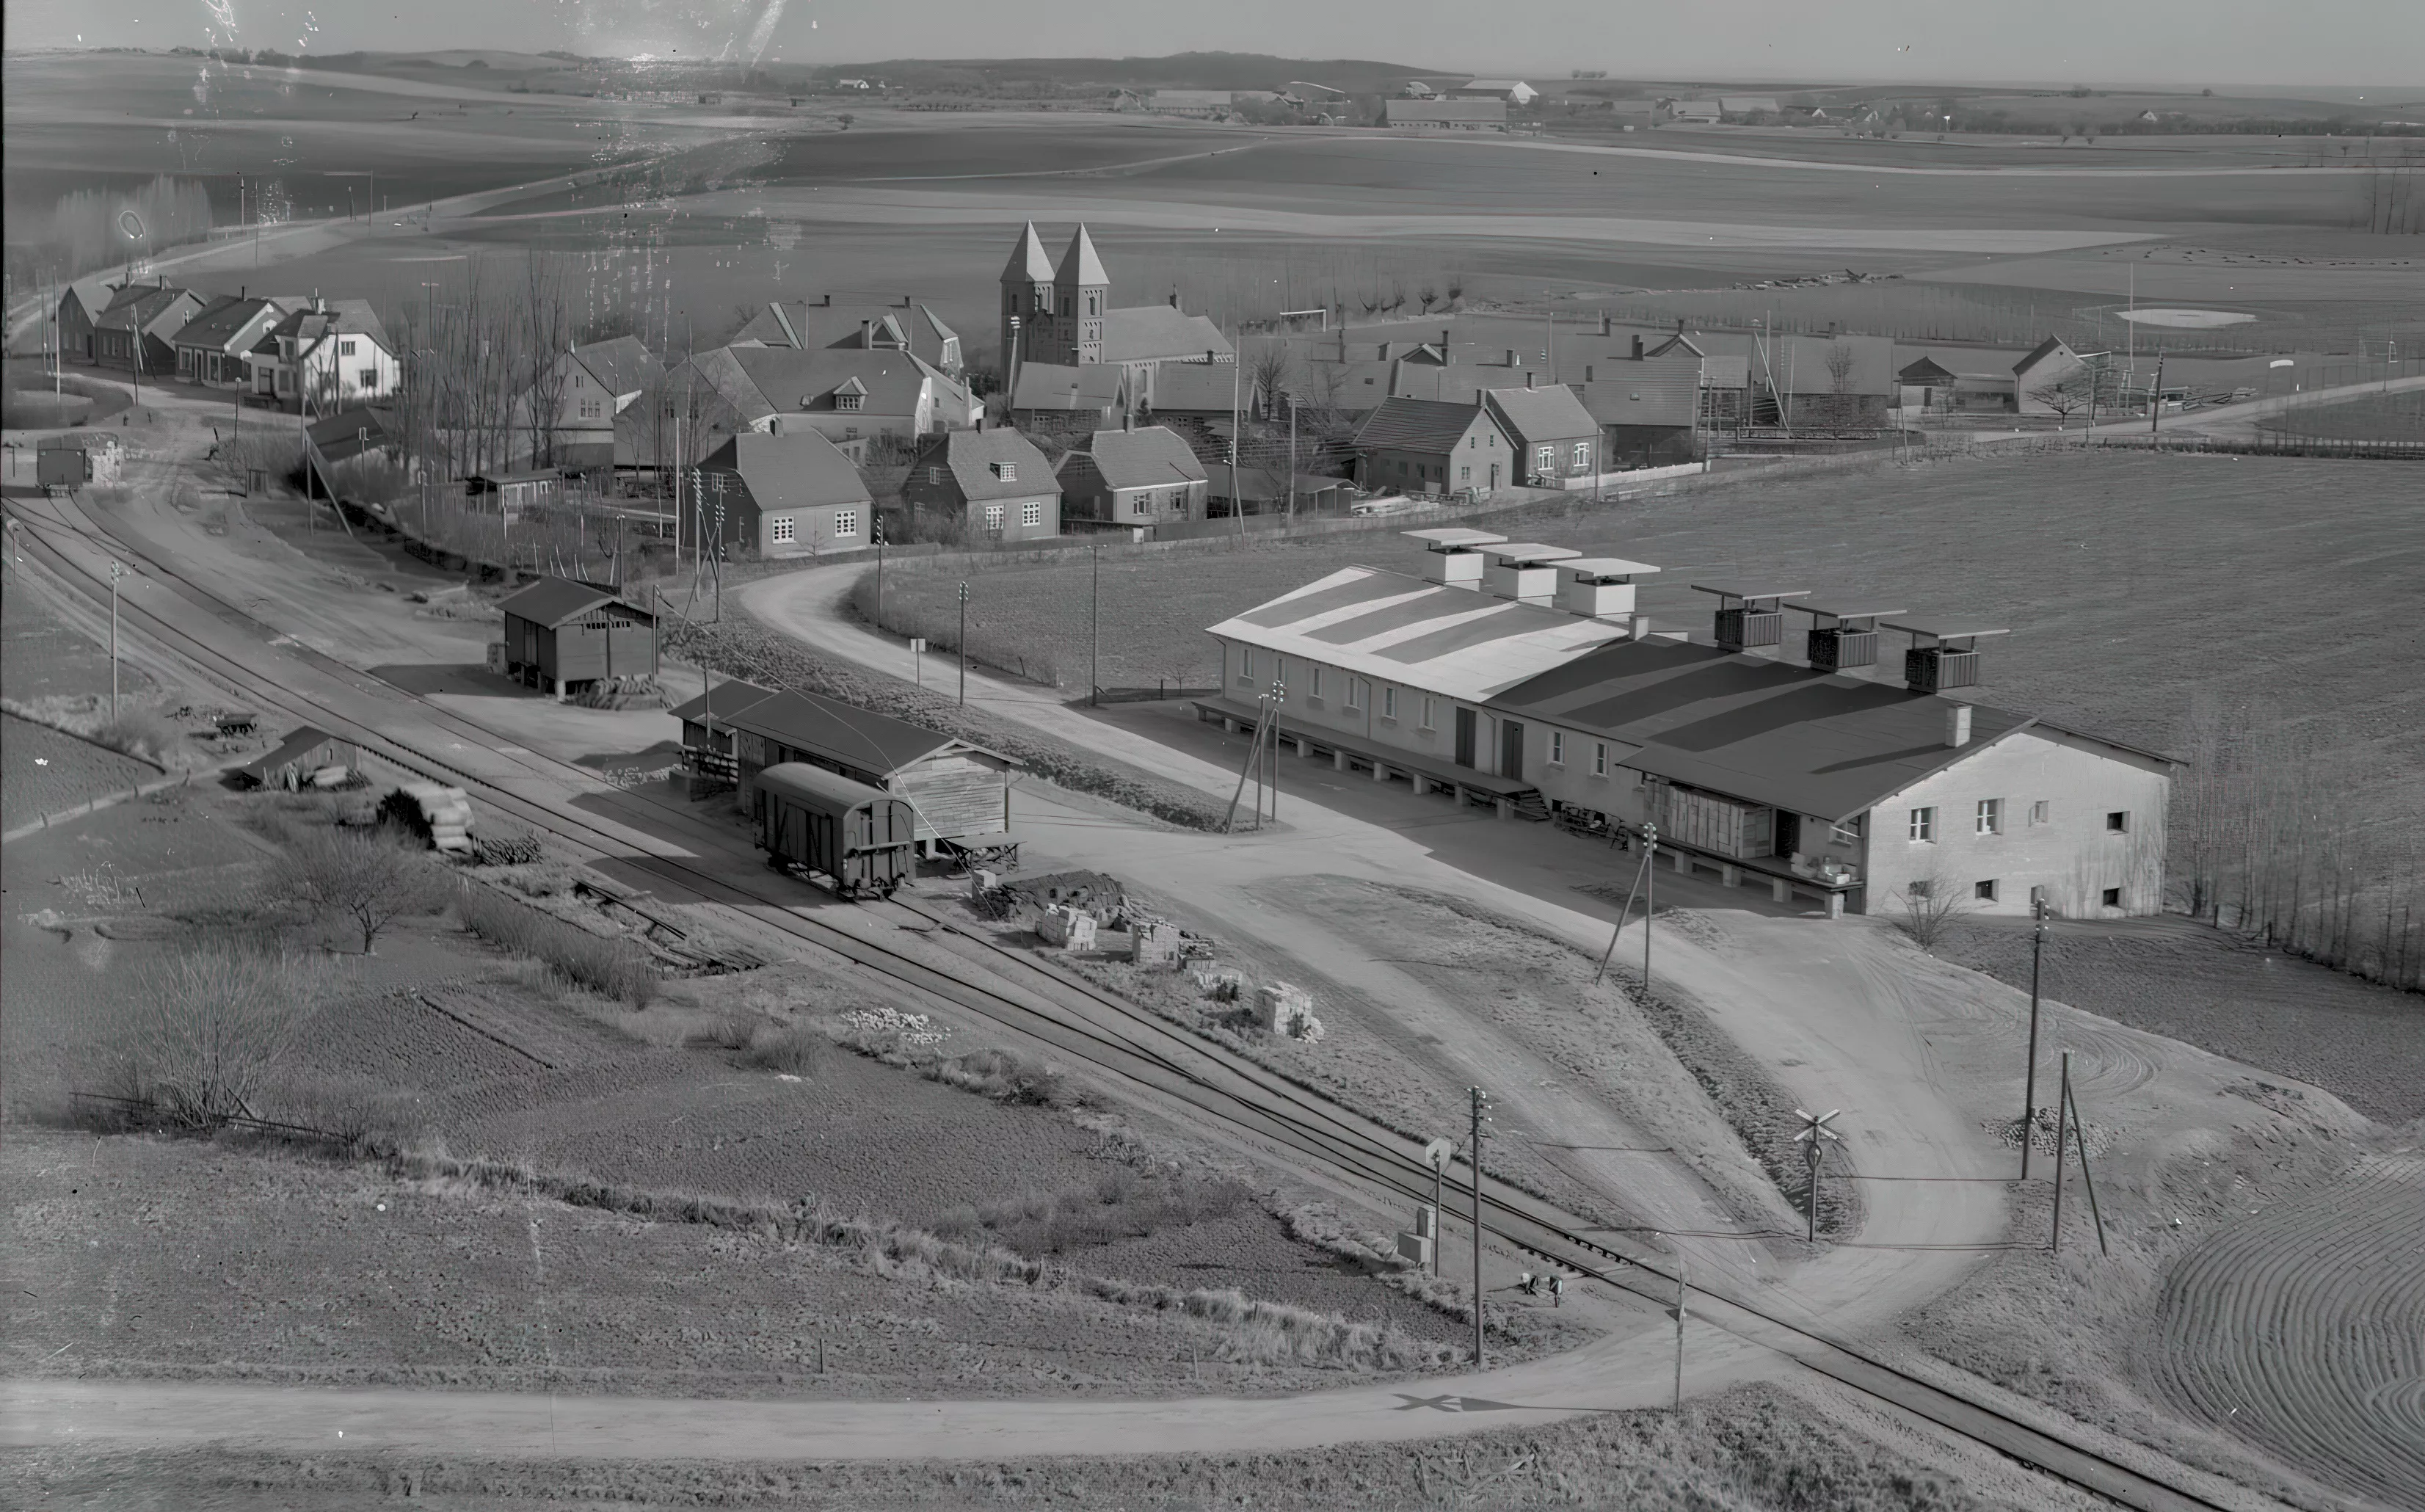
[245, 297, 398, 413]
[1453, 79, 1539, 106]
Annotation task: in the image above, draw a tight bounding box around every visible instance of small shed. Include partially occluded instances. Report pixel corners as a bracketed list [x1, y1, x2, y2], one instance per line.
[495, 576, 660, 697]
[232, 726, 359, 790]
[468, 469, 564, 522]
[666, 677, 777, 779]
[721, 688, 1021, 851]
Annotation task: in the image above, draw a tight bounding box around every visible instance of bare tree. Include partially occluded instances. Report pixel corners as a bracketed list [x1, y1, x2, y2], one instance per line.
[272, 827, 443, 954]
[1385, 280, 1407, 315]
[1889, 871, 1972, 951]
[520, 251, 574, 470]
[1825, 342, 1858, 396]
[1249, 342, 1294, 416]
[1417, 284, 1439, 313]
[122, 942, 332, 1125]
[2028, 381, 2084, 420]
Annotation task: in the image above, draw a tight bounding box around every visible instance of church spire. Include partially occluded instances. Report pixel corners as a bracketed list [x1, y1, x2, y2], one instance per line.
[1055, 225, 1109, 288]
[1000, 222, 1053, 284]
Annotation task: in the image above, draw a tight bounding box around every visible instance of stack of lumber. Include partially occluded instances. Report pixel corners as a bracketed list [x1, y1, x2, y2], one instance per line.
[379, 782, 476, 853]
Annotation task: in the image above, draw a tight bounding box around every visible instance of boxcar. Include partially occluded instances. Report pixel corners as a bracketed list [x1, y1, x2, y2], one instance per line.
[755, 762, 916, 900]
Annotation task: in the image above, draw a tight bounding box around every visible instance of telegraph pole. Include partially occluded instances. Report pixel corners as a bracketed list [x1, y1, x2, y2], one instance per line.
[1643, 822, 1658, 992]
[957, 581, 970, 706]
[1469, 1086, 1491, 1366]
[1089, 542, 1100, 706]
[873, 513, 885, 634]
[2021, 898, 2047, 1180]
[1794, 1108, 1842, 1243]
[2051, 1050, 2072, 1251]
[108, 561, 127, 718]
[2149, 355, 2167, 440]
[1673, 1251, 1687, 1406]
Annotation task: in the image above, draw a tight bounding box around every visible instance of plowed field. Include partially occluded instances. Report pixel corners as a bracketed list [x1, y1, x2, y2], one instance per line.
[2150, 1156, 2425, 1508]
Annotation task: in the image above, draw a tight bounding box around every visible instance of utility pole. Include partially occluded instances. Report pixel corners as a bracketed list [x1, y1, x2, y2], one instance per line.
[2021, 898, 2047, 1179]
[1593, 826, 1654, 985]
[2150, 355, 2167, 440]
[1425, 1138, 1452, 1278]
[1673, 1251, 1687, 1407]
[2051, 1050, 2072, 1252]
[2068, 1066, 2109, 1257]
[1643, 821, 1658, 992]
[957, 581, 969, 706]
[1089, 542, 1100, 706]
[1265, 677, 1284, 823]
[1287, 398, 1298, 523]
[874, 513, 887, 634]
[107, 561, 127, 717]
[1229, 333, 1243, 541]
[1469, 1086, 1491, 1367]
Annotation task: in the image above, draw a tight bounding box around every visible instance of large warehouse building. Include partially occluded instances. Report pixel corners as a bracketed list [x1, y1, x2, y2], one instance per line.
[1202, 531, 2173, 918]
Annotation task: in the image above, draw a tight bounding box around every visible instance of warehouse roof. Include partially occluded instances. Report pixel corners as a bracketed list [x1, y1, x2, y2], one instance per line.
[723, 689, 1017, 777]
[667, 679, 777, 725]
[1210, 565, 1626, 703]
[496, 576, 636, 628]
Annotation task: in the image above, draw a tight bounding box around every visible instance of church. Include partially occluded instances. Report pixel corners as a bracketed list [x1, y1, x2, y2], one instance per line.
[998, 223, 1234, 399]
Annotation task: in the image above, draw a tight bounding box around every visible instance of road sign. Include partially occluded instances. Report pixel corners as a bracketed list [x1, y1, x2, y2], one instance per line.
[909, 638, 927, 654]
[1425, 1137, 1455, 1171]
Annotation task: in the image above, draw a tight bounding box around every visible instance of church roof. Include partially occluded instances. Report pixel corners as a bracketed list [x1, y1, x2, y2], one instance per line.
[1002, 222, 1054, 283]
[1056, 225, 1110, 287]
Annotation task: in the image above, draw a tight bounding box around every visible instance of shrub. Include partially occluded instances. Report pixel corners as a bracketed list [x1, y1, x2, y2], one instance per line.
[89, 707, 185, 768]
[270, 826, 445, 953]
[742, 1022, 824, 1075]
[120, 942, 332, 1126]
[928, 1170, 1251, 1255]
[261, 1074, 429, 1155]
[454, 881, 658, 1007]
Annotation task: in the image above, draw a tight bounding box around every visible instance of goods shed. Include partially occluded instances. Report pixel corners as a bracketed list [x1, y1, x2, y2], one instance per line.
[495, 576, 659, 697]
[721, 688, 1020, 851]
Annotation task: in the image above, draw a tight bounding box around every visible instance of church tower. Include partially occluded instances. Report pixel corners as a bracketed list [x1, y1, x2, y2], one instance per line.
[1052, 225, 1109, 366]
[999, 222, 1055, 382]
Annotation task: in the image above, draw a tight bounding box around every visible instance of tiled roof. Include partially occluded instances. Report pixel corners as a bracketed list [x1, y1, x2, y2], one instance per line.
[1011, 361, 1125, 413]
[1077, 426, 1206, 490]
[705, 430, 873, 511]
[1483, 384, 1599, 443]
[1209, 566, 1626, 704]
[923, 428, 1056, 502]
[496, 576, 634, 628]
[1352, 396, 1491, 455]
[724, 688, 1015, 777]
[1148, 361, 1251, 413]
[1102, 305, 1232, 364]
[667, 679, 777, 724]
[171, 295, 280, 352]
[573, 336, 661, 398]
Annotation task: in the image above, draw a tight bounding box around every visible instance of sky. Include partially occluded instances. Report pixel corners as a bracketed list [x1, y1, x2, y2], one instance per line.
[4, 0, 2420, 90]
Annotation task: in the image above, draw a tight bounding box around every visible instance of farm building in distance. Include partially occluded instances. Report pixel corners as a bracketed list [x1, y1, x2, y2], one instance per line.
[1381, 98, 1508, 129]
[495, 576, 660, 697]
[899, 426, 1062, 542]
[1203, 532, 2173, 918]
[694, 430, 875, 557]
[719, 688, 1020, 850]
[1058, 424, 1210, 535]
[1350, 396, 1513, 496]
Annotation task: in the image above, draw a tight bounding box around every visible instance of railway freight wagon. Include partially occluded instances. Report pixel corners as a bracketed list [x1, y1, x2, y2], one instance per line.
[755, 762, 916, 899]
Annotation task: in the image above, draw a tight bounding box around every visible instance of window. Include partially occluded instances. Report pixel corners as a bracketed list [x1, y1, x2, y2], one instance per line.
[1549, 730, 1566, 765]
[1593, 741, 1608, 777]
[579, 399, 603, 420]
[2106, 811, 2130, 834]
[1908, 879, 1933, 898]
[1345, 678, 1365, 710]
[1974, 879, 1999, 902]
[1535, 445, 1555, 474]
[2101, 887, 2123, 909]
[926, 466, 945, 485]
[1020, 501, 1042, 528]
[1382, 686, 1397, 719]
[1571, 441, 1591, 469]
[360, 367, 378, 389]
[832, 510, 860, 538]
[770, 516, 796, 545]
[1460, 466, 1471, 484]
[572, 374, 585, 389]
[2030, 800, 2050, 826]
[339, 338, 357, 356]
[1239, 647, 1254, 683]
[984, 504, 1005, 531]
[1976, 799, 2002, 835]
[1908, 807, 1936, 842]
[992, 462, 1017, 481]
[1309, 666, 1323, 699]
[1832, 813, 1866, 845]
[835, 393, 862, 411]
[1420, 696, 1437, 730]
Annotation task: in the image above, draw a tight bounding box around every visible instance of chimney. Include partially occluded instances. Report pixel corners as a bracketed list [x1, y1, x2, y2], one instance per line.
[1676, 317, 1685, 332]
[823, 294, 833, 308]
[901, 294, 912, 308]
[859, 319, 873, 348]
[1600, 313, 1613, 336]
[1378, 341, 1394, 360]
[1168, 291, 1179, 308]
[1630, 335, 1643, 360]
[1504, 347, 1517, 366]
[1946, 704, 1973, 748]
[1525, 372, 1535, 388]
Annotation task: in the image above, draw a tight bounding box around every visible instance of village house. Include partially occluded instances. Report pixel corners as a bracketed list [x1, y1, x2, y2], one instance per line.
[1450, 79, 1538, 105]
[898, 426, 1061, 542]
[1573, 348, 1703, 467]
[1350, 396, 1513, 496]
[2012, 336, 2090, 414]
[171, 294, 292, 388]
[719, 688, 1021, 851]
[55, 279, 116, 364]
[1144, 359, 1258, 423]
[494, 575, 659, 697]
[693, 429, 875, 558]
[89, 281, 205, 376]
[1008, 361, 1130, 439]
[1484, 384, 1604, 484]
[244, 298, 399, 412]
[732, 298, 964, 377]
[1207, 463, 1350, 518]
[528, 336, 663, 468]
[1056, 424, 1208, 535]
[672, 344, 978, 456]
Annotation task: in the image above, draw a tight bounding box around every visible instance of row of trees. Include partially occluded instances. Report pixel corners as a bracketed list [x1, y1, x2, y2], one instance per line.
[2170, 699, 2424, 990]
[14, 175, 216, 287]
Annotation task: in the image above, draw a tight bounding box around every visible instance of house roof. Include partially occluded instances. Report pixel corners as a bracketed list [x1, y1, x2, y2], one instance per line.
[172, 294, 282, 352]
[1102, 305, 1232, 364]
[1484, 384, 1599, 443]
[1077, 425, 1207, 490]
[1011, 360, 1126, 413]
[252, 299, 389, 357]
[1149, 361, 1253, 413]
[1209, 565, 1628, 704]
[1898, 356, 1960, 383]
[667, 679, 777, 724]
[495, 576, 640, 628]
[724, 688, 1017, 777]
[731, 303, 958, 368]
[62, 278, 115, 319]
[704, 429, 873, 511]
[1208, 462, 1348, 501]
[1056, 226, 1110, 287]
[1353, 396, 1494, 455]
[1574, 363, 1700, 429]
[921, 428, 1056, 502]
[2012, 335, 2078, 377]
[304, 407, 396, 462]
[96, 284, 195, 336]
[573, 335, 661, 398]
[702, 345, 940, 422]
[1002, 222, 1054, 283]
[1491, 638, 2035, 823]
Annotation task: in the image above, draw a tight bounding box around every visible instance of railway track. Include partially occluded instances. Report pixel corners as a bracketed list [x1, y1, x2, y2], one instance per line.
[6, 494, 2242, 1512]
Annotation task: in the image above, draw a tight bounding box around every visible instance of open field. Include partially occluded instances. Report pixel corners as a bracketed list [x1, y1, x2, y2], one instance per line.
[0, 713, 158, 824]
[2259, 388, 2425, 440]
[1938, 917, 2425, 1125]
[857, 450, 2425, 831]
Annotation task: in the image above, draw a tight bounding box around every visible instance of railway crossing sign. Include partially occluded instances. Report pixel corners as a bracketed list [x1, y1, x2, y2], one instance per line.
[1425, 1138, 1455, 1171]
[1793, 1108, 1842, 1243]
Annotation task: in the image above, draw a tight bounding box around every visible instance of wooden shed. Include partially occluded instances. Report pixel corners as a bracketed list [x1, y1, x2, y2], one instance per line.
[495, 576, 659, 697]
[721, 688, 1019, 851]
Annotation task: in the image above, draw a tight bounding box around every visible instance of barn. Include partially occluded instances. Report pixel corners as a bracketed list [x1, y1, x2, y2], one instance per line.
[495, 576, 660, 697]
[720, 688, 1020, 851]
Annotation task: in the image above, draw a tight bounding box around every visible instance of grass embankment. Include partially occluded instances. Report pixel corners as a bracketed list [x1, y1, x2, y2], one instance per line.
[674, 617, 1226, 831]
[454, 879, 658, 1007]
